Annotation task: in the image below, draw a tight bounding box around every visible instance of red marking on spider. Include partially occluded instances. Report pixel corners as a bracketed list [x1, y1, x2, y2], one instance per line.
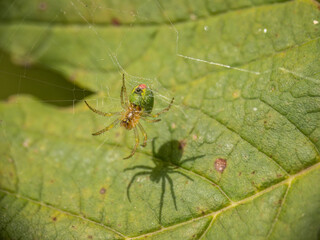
[138, 84, 147, 89]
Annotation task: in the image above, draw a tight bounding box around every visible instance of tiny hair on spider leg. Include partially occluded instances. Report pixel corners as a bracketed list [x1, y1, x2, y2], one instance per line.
[84, 74, 174, 159]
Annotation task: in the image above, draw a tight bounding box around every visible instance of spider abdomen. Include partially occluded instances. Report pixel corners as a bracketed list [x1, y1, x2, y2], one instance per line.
[129, 84, 154, 114]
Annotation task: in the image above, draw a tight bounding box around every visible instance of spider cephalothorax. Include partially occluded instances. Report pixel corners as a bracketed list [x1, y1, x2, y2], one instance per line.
[119, 104, 142, 130]
[84, 74, 174, 159]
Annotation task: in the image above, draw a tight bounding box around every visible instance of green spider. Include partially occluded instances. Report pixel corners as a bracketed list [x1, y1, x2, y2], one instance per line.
[85, 74, 174, 159]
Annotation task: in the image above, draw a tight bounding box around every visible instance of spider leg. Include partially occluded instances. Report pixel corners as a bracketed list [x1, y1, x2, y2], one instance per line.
[92, 119, 120, 136]
[84, 101, 120, 117]
[145, 97, 174, 118]
[121, 73, 129, 109]
[137, 123, 147, 147]
[123, 127, 140, 159]
[141, 118, 161, 123]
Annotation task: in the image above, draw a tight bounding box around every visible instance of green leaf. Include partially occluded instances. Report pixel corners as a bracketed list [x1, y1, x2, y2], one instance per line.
[1, 0, 320, 239]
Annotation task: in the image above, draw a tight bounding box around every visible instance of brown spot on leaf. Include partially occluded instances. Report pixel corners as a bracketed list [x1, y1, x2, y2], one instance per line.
[23, 139, 31, 148]
[38, 2, 47, 11]
[251, 170, 256, 175]
[238, 172, 242, 176]
[232, 90, 240, 98]
[196, 207, 206, 215]
[190, 13, 197, 21]
[99, 187, 106, 194]
[69, 72, 77, 82]
[215, 158, 227, 173]
[111, 18, 121, 26]
[277, 174, 283, 178]
[88, 236, 93, 239]
[52, 217, 57, 221]
[178, 140, 187, 150]
[50, 179, 55, 183]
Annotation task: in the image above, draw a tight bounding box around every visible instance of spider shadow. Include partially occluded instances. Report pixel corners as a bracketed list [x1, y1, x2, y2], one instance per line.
[124, 138, 205, 223]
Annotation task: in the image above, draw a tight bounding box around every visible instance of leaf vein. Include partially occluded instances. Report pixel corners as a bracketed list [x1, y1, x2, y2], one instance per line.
[197, 216, 215, 240]
[266, 181, 291, 239]
[0, 190, 127, 239]
[259, 97, 320, 156]
[200, 109, 290, 176]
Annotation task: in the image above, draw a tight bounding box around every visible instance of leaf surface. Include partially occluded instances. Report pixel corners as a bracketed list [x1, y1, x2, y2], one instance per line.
[0, 0, 320, 239]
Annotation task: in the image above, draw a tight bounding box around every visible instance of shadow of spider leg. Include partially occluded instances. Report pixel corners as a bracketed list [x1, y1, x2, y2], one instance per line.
[164, 167, 194, 209]
[125, 165, 153, 202]
[125, 161, 194, 223]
